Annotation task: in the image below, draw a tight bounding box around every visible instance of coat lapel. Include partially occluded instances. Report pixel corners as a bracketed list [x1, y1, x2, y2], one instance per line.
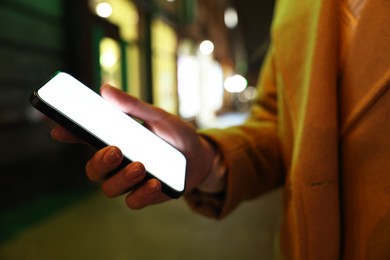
[340, 0, 390, 136]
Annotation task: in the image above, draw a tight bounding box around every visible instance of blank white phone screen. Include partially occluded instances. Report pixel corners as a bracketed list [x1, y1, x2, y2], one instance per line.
[37, 72, 186, 193]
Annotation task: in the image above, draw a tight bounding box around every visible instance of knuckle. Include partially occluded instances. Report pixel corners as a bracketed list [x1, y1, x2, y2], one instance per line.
[101, 181, 116, 198]
[126, 197, 145, 210]
[85, 160, 101, 181]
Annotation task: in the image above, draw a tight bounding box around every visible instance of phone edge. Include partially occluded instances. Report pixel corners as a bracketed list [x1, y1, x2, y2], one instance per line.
[30, 86, 184, 198]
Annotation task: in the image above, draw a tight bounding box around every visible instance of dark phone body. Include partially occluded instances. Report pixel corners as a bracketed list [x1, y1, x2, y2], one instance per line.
[30, 72, 186, 198]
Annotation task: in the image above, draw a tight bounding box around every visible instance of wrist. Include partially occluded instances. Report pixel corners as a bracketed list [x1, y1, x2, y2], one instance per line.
[197, 137, 227, 193]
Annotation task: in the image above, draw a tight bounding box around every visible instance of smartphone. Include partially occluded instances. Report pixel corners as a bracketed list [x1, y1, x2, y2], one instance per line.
[30, 71, 186, 198]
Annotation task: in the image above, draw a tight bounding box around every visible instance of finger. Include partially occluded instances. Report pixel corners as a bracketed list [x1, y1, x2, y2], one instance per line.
[100, 84, 180, 146]
[101, 162, 146, 198]
[100, 84, 166, 123]
[51, 125, 83, 143]
[125, 179, 170, 210]
[86, 146, 123, 181]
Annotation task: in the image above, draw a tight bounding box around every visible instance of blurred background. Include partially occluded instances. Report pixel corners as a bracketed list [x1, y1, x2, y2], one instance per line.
[0, 0, 282, 259]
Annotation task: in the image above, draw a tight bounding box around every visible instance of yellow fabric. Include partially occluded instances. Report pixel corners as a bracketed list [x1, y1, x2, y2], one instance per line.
[339, 0, 366, 71]
[186, 0, 390, 258]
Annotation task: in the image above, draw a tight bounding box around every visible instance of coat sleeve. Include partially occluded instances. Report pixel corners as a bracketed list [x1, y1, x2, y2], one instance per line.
[185, 45, 285, 219]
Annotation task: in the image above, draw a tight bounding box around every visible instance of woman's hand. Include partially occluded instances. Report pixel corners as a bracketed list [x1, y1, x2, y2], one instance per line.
[51, 84, 216, 209]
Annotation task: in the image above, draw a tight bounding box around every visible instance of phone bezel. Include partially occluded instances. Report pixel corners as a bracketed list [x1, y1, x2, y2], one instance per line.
[30, 72, 185, 198]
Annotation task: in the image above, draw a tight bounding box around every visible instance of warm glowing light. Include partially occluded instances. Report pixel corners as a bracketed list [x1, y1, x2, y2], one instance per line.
[96, 2, 112, 18]
[100, 52, 116, 68]
[224, 74, 247, 93]
[224, 7, 238, 29]
[100, 38, 120, 69]
[199, 40, 214, 55]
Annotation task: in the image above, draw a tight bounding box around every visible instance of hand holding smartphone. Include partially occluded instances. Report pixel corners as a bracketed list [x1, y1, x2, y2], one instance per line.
[30, 72, 187, 198]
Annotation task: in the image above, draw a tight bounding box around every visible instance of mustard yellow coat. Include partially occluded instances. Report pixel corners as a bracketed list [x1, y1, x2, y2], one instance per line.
[187, 0, 390, 259]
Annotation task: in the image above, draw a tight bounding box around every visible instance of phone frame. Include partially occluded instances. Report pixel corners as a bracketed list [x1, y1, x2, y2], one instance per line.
[30, 72, 185, 198]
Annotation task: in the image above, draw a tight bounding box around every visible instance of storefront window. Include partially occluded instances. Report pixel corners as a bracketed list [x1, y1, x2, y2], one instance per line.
[89, 0, 140, 97]
[151, 18, 178, 114]
[197, 50, 224, 128]
[99, 37, 122, 88]
[177, 39, 200, 119]
[177, 39, 224, 127]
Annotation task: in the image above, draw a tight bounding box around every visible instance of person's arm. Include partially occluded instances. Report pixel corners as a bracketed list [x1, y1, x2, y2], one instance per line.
[185, 45, 284, 219]
[52, 84, 217, 209]
[52, 45, 283, 214]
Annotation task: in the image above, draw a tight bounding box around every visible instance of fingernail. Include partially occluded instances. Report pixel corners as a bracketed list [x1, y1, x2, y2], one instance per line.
[103, 147, 122, 164]
[125, 163, 144, 181]
[146, 180, 161, 195]
[51, 128, 59, 139]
